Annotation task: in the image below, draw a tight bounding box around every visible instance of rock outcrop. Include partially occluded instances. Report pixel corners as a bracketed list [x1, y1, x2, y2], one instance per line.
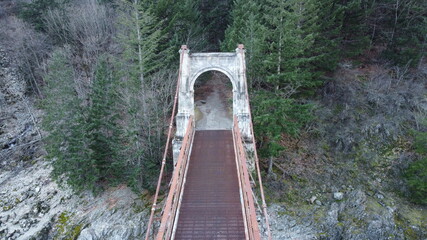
[1, 48, 148, 240]
[269, 188, 426, 240]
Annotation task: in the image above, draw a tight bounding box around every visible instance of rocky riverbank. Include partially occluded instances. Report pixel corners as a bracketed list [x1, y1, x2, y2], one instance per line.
[1, 48, 149, 240]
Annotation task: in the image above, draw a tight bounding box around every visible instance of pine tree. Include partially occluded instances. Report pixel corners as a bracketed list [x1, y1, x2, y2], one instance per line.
[117, 0, 163, 80]
[379, 0, 427, 65]
[311, 0, 345, 72]
[116, 0, 176, 190]
[150, 0, 207, 66]
[222, 0, 321, 158]
[42, 49, 96, 191]
[253, 91, 313, 158]
[339, 0, 370, 57]
[87, 58, 125, 185]
[263, 0, 320, 92]
[222, 0, 266, 85]
[65, 114, 97, 191]
[199, 0, 233, 50]
[170, 0, 207, 50]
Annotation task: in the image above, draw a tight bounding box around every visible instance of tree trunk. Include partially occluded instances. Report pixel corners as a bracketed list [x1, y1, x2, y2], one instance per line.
[268, 156, 274, 175]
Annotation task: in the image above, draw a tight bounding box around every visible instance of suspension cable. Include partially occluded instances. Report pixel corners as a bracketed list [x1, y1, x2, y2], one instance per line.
[239, 44, 272, 239]
[145, 45, 186, 240]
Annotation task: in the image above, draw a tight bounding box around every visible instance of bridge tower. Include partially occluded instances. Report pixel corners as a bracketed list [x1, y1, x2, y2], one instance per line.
[145, 44, 271, 240]
[173, 45, 252, 162]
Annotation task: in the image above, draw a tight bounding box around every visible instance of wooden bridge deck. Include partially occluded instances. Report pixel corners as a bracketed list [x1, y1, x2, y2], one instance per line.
[174, 130, 245, 240]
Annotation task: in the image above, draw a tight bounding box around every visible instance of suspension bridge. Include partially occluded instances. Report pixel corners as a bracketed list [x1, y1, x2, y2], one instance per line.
[145, 45, 271, 240]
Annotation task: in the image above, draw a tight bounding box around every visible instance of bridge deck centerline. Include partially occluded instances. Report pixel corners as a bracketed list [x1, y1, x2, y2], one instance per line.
[174, 130, 246, 240]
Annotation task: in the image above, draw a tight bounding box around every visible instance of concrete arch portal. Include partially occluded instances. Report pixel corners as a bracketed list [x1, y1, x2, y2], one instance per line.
[173, 45, 252, 161]
[190, 67, 235, 91]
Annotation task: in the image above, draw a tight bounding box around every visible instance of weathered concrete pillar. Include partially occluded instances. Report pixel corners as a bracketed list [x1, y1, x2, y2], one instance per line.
[235, 44, 253, 142]
[173, 45, 191, 163]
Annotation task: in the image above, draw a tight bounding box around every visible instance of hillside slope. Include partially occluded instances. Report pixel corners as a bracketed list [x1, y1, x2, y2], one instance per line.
[267, 62, 427, 239]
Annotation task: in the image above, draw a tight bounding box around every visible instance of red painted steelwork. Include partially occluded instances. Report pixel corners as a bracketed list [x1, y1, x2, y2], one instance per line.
[233, 116, 261, 240]
[174, 130, 246, 240]
[156, 117, 195, 240]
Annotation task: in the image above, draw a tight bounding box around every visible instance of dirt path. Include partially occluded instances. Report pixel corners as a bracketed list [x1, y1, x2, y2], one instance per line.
[194, 72, 232, 130]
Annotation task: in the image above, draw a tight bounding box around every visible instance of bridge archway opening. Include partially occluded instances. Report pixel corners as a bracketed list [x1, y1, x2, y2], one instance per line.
[193, 70, 233, 130]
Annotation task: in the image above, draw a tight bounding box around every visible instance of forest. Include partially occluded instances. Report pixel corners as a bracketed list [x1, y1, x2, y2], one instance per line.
[1, 0, 426, 209]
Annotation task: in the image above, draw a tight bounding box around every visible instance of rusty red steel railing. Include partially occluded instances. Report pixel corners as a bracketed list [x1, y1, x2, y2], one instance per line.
[156, 116, 194, 240]
[144, 45, 187, 240]
[233, 116, 261, 240]
[238, 44, 272, 239]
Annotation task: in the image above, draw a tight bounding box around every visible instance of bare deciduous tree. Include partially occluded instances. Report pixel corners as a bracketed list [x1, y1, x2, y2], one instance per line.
[44, 0, 116, 100]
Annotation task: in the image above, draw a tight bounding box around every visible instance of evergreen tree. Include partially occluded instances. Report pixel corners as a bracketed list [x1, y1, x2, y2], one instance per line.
[168, 0, 207, 51]
[65, 114, 97, 191]
[404, 157, 427, 205]
[379, 0, 427, 65]
[222, 0, 322, 158]
[116, 1, 176, 190]
[222, 0, 266, 85]
[339, 0, 370, 57]
[311, 0, 345, 72]
[199, 0, 233, 50]
[253, 91, 313, 158]
[131, 0, 163, 77]
[42, 49, 96, 191]
[151, 0, 206, 66]
[263, 0, 320, 92]
[87, 58, 125, 185]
